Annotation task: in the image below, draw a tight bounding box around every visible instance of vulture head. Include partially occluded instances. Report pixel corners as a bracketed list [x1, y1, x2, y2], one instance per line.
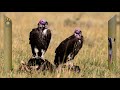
[38, 19, 48, 30]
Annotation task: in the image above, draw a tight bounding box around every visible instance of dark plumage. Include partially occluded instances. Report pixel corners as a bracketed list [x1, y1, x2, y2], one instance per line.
[108, 37, 112, 50]
[68, 65, 81, 73]
[54, 29, 83, 67]
[27, 57, 55, 72]
[29, 19, 51, 58]
[108, 37, 114, 63]
[28, 57, 45, 67]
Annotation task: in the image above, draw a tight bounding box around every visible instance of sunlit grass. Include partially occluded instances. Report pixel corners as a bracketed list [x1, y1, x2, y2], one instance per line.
[0, 12, 120, 78]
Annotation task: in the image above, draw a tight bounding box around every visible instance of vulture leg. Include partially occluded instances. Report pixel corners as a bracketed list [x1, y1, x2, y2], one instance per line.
[34, 47, 39, 58]
[41, 49, 45, 59]
[31, 44, 36, 58]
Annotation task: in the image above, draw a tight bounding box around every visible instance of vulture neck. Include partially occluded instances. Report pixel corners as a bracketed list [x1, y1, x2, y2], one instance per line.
[38, 27, 46, 32]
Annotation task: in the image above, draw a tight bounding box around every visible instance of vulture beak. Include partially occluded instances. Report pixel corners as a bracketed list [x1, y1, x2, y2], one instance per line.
[74, 33, 80, 39]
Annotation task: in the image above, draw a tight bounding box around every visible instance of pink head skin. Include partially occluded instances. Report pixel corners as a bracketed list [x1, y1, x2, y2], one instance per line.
[38, 19, 48, 29]
[74, 28, 82, 39]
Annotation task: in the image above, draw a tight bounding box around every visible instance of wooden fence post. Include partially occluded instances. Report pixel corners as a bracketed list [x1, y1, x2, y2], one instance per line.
[4, 15, 12, 72]
[108, 15, 117, 70]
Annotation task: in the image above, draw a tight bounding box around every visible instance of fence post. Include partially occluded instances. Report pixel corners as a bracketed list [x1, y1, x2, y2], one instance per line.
[108, 15, 117, 70]
[4, 15, 12, 72]
[119, 13, 120, 48]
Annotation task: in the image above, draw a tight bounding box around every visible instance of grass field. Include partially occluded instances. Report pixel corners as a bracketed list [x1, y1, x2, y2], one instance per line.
[0, 12, 120, 78]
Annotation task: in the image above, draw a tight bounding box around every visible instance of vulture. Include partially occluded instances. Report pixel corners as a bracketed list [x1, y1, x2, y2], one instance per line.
[108, 37, 115, 63]
[19, 57, 55, 72]
[27, 57, 55, 72]
[54, 29, 83, 67]
[29, 19, 51, 59]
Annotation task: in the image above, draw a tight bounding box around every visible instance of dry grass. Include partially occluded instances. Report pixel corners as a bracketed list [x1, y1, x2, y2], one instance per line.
[0, 12, 120, 78]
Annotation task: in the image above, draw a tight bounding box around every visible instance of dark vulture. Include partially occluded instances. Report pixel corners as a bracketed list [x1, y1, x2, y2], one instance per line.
[19, 58, 55, 72]
[27, 57, 55, 72]
[54, 29, 83, 67]
[108, 37, 115, 63]
[29, 19, 51, 59]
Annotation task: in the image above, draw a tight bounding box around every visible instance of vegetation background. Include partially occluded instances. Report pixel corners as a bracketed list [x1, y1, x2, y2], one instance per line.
[0, 12, 120, 78]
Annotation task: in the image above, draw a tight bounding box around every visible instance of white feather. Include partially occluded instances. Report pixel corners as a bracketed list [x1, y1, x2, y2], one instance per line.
[79, 40, 81, 43]
[68, 54, 72, 60]
[34, 48, 39, 53]
[41, 49, 45, 59]
[43, 29, 48, 35]
[34, 47, 39, 57]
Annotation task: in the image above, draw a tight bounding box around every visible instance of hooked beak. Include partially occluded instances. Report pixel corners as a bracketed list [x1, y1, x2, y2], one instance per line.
[75, 33, 82, 39]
